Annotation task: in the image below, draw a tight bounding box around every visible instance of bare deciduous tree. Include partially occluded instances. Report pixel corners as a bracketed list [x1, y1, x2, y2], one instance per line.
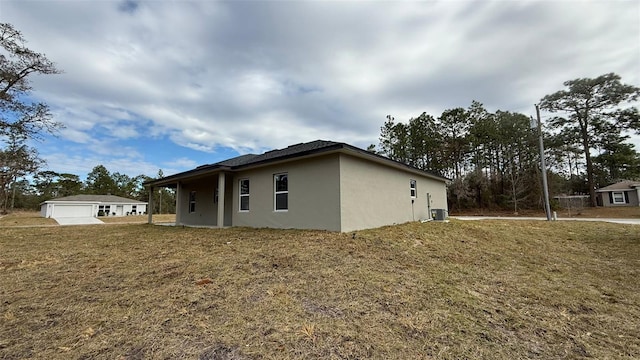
[0, 22, 62, 213]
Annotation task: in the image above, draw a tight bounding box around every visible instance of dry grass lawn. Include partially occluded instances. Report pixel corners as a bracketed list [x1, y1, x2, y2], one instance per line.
[0, 212, 176, 227]
[99, 214, 176, 224]
[1, 220, 638, 359]
[0, 211, 58, 227]
[452, 206, 640, 219]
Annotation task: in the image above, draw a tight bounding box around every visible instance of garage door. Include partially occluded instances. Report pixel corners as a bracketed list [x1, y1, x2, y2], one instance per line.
[52, 204, 94, 218]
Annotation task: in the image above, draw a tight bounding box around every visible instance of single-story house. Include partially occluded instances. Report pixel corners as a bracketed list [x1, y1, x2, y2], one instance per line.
[144, 140, 449, 232]
[595, 180, 640, 207]
[40, 195, 148, 218]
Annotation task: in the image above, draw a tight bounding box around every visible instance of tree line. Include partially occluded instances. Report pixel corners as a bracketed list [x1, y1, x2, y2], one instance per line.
[1, 22, 60, 214]
[0, 22, 174, 214]
[9, 166, 176, 214]
[373, 73, 639, 212]
[2, 22, 638, 215]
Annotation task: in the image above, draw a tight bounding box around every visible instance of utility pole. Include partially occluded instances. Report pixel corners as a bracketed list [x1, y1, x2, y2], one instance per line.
[534, 104, 552, 220]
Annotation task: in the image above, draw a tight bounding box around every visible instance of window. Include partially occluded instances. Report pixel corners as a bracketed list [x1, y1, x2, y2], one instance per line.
[98, 205, 111, 215]
[410, 179, 417, 198]
[274, 173, 288, 211]
[132, 205, 137, 214]
[612, 192, 625, 204]
[239, 179, 250, 211]
[189, 191, 196, 213]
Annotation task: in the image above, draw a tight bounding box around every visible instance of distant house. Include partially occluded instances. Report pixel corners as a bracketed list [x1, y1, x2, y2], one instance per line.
[40, 195, 148, 218]
[144, 140, 449, 232]
[595, 180, 640, 207]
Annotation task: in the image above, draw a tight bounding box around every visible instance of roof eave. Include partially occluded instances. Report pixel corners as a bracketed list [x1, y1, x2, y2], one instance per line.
[40, 200, 148, 205]
[231, 143, 345, 171]
[338, 144, 450, 182]
[144, 142, 448, 186]
[232, 144, 448, 182]
[144, 165, 231, 187]
[596, 182, 640, 192]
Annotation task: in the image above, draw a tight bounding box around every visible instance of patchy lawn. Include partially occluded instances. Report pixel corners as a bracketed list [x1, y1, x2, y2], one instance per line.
[0, 221, 638, 359]
[99, 213, 176, 224]
[451, 206, 640, 219]
[0, 211, 57, 227]
[0, 212, 176, 227]
[555, 206, 640, 218]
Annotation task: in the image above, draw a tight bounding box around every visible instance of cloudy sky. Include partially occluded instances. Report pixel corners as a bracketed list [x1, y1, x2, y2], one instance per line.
[2, 0, 639, 178]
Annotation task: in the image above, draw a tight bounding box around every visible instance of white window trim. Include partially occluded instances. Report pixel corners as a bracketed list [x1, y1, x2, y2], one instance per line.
[410, 179, 417, 198]
[239, 178, 250, 212]
[99, 205, 112, 216]
[612, 191, 625, 204]
[274, 173, 288, 212]
[189, 191, 196, 213]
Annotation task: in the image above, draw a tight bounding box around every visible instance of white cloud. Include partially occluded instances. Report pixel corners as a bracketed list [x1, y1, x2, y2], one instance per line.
[3, 0, 639, 175]
[162, 157, 199, 170]
[101, 123, 139, 139]
[58, 128, 92, 144]
[41, 152, 159, 179]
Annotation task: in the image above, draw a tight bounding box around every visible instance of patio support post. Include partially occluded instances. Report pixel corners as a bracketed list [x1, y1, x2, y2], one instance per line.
[217, 173, 225, 227]
[175, 182, 182, 225]
[148, 186, 154, 224]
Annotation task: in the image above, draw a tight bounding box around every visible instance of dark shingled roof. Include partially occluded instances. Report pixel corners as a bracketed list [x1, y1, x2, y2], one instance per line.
[146, 140, 448, 187]
[215, 154, 259, 167]
[44, 195, 147, 203]
[198, 140, 341, 169]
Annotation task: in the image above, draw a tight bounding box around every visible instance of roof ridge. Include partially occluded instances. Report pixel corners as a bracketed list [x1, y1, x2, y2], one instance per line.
[144, 139, 449, 187]
[44, 194, 146, 203]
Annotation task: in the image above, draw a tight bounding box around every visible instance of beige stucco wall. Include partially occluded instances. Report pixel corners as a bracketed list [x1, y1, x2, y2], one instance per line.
[172, 152, 447, 231]
[231, 154, 342, 231]
[339, 154, 448, 232]
[177, 176, 220, 226]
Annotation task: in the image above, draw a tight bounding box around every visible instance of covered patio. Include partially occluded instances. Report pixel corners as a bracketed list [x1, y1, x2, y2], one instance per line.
[146, 168, 233, 228]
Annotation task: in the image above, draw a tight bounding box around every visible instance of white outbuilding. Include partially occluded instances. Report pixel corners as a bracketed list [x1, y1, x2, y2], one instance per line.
[40, 195, 148, 218]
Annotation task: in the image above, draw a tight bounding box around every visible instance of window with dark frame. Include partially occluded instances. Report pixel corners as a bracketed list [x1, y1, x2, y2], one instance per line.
[189, 191, 196, 213]
[239, 179, 250, 211]
[274, 173, 288, 211]
[410, 179, 417, 198]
